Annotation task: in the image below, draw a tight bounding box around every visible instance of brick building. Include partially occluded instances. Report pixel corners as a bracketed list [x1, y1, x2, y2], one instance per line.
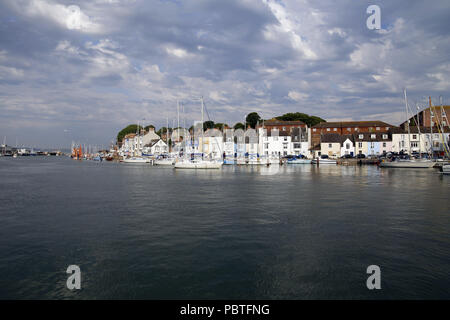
[311, 121, 395, 151]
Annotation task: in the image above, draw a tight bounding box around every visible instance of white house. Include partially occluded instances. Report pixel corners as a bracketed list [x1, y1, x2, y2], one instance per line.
[320, 134, 341, 158]
[340, 136, 355, 157]
[143, 139, 168, 156]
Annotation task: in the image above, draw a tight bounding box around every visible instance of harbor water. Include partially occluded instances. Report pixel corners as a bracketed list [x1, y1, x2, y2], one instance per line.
[0, 157, 449, 299]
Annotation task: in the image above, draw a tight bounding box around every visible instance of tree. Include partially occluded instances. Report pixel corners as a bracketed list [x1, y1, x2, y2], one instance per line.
[214, 123, 229, 130]
[117, 124, 142, 143]
[233, 122, 245, 130]
[246, 112, 261, 129]
[275, 112, 326, 127]
[203, 120, 215, 130]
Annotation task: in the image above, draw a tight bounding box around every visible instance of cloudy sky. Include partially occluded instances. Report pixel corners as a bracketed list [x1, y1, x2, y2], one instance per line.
[1, 0, 449, 148]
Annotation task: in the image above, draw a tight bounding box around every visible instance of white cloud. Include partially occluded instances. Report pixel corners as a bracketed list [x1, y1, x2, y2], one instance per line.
[287, 91, 309, 102]
[24, 0, 103, 33]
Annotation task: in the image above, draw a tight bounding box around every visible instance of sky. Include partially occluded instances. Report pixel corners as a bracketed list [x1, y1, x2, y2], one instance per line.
[1, 0, 450, 148]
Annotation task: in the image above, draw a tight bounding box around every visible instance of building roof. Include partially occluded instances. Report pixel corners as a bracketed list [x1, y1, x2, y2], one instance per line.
[267, 130, 290, 137]
[124, 133, 136, 139]
[259, 119, 306, 126]
[313, 120, 394, 129]
[390, 126, 450, 134]
[320, 133, 343, 143]
[354, 132, 391, 141]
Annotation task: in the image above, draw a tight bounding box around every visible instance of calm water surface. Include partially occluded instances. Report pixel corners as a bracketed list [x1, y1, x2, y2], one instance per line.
[0, 157, 449, 299]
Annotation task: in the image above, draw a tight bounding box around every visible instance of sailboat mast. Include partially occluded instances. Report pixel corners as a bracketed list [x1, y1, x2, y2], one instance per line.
[201, 96, 204, 157]
[404, 89, 411, 156]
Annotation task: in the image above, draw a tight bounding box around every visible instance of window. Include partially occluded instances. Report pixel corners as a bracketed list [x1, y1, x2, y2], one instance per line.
[411, 142, 418, 148]
[264, 143, 269, 149]
[328, 143, 332, 148]
[283, 143, 288, 149]
[313, 128, 316, 132]
[283, 137, 287, 141]
[327, 128, 330, 131]
[412, 134, 417, 140]
[371, 134, 376, 139]
[359, 134, 363, 139]
[371, 142, 375, 148]
[383, 142, 386, 147]
[358, 142, 363, 148]
[383, 134, 388, 139]
[294, 143, 301, 148]
[346, 143, 350, 149]
[334, 128, 337, 131]
[376, 127, 380, 131]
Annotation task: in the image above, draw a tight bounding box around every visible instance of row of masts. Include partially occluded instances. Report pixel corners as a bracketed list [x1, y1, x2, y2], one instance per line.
[404, 89, 449, 158]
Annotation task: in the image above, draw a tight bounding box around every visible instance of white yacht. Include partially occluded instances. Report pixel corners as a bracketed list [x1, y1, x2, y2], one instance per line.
[122, 157, 151, 163]
[174, 158, 222, 169]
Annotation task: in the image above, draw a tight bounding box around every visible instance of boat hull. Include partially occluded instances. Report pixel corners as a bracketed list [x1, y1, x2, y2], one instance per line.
[154, 159, 175, 166]
[122, 157, 151, 163]
[174, 161, 223, 169]
[287, 159, 312, 164]
[441, 164, 450, 174]
[379, 160, 435, 168]
[311, 159, 337, 164]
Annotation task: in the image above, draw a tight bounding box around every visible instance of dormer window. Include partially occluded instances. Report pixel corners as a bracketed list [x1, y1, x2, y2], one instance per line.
[382, 134, 388, 139]
[347, 128, 351, 131]
[333, 128, 337, 131]
[376, 127, 380, 131]
[327, 128, 330, 131]
[371, 134, 376, 139]
[359, 134, 363, 139]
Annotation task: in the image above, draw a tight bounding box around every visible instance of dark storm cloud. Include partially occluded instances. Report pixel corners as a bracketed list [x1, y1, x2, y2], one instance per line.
[0, 0, 449, 147]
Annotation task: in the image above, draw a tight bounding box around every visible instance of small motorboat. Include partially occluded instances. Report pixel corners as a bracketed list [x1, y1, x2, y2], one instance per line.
[312, 155, 337, 165]
[287, 155, 312, 164]
[122, 157, 151, 164]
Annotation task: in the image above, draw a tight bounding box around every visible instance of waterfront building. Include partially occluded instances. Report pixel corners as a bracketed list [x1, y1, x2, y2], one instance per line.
[199, 129, 224, 159]
[400, 105, 450, 129]
[311, 121, 394, 153]
[121, 133, 136, 156]
[390, 127, 450, 156]
[290, 127, 310, 157]
[223, 129, 236, 159]
[320, 134, 342, 158]
[340, 135, 356, 157]
[142, 139, 168, 156]
[256, 119, 307, 133]
[354, 132, 392, 156]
